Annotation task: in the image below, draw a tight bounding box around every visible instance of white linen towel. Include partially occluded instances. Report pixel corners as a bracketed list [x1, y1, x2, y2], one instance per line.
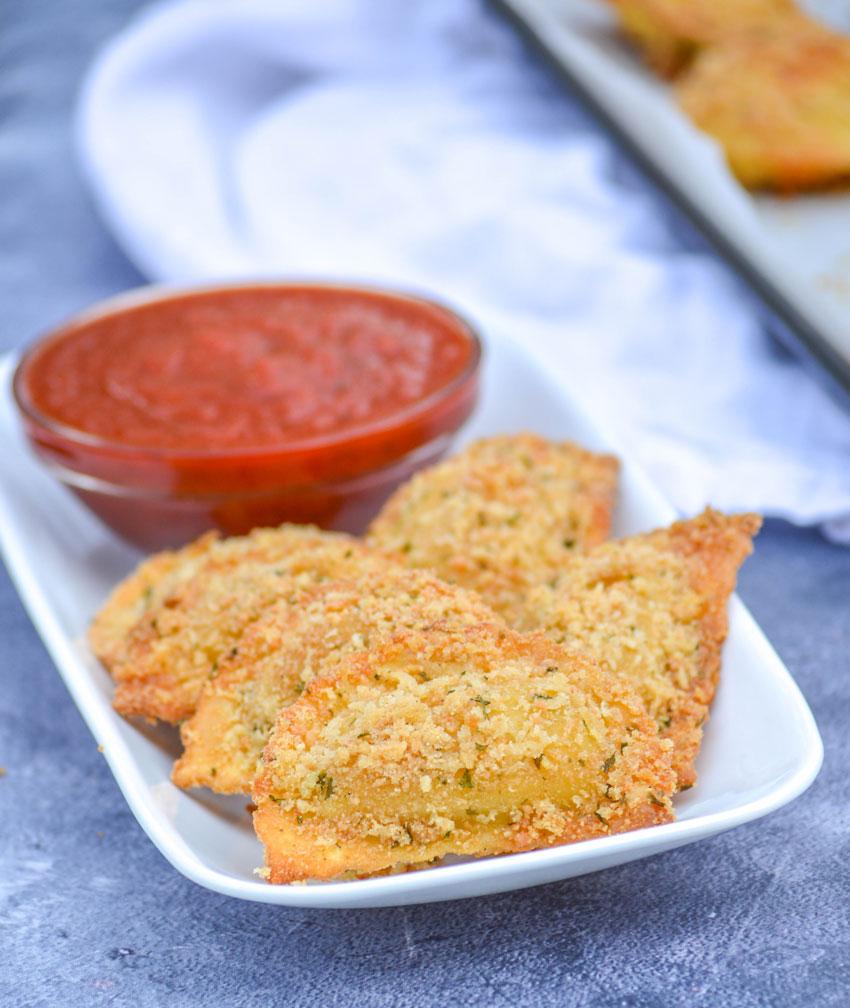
[75, 0, 850, 541]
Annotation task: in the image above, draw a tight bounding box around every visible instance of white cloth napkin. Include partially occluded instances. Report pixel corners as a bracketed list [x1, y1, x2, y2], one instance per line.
[75, 0, 850, 541]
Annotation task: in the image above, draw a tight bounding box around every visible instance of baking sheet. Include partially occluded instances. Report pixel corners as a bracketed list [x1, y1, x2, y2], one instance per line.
[494, 0, 850, 398]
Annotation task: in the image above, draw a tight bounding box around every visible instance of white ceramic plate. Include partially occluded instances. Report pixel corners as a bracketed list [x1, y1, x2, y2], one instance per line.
[0, 337, 822, 908]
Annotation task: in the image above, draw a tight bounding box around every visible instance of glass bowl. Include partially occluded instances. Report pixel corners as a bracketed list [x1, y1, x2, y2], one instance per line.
[12, 281, 482, 551]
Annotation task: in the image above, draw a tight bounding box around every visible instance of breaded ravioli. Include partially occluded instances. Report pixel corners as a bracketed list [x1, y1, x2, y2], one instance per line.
[253, 623, 675, 883]
[676, 17, 850, 190]
[605, 0, 795, 76]
[107, 526, 399, 723]
[366, 434, 619, 625]
[172, 569, 503, 794]
[516, 509, 760, 789]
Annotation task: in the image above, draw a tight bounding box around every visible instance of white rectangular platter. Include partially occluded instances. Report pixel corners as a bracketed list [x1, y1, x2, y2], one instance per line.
[0, 336, 822, 908]
[497, 0, 850, 392]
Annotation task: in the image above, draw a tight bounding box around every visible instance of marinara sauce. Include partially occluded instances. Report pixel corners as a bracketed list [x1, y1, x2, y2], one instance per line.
[13, 283, 481, 548]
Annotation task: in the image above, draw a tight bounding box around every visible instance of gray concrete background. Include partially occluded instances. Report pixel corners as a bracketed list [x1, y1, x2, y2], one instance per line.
[2, 2, 849, 1006]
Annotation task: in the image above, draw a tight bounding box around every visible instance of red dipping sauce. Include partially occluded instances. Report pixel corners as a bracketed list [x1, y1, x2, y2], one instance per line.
[13, 283, 481, 549]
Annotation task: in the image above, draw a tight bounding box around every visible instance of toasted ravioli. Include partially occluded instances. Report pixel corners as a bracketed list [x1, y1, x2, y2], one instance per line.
[605, 0, 795, 76]
[366, 434, 619, 625]
[88, 531, 219, 671]
[676, 17, 850, 190]
[517, 509, 760, 788]
[173, 569, 502, 794]
[253, 623, 675, 883]
[107, 525, 398, 723]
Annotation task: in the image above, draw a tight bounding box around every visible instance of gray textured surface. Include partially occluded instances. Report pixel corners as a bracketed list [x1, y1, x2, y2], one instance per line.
[1, 2, 849, 1006]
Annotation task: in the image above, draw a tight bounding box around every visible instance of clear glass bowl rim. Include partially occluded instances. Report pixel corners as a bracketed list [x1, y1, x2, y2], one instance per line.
[12, 279, 483, 465]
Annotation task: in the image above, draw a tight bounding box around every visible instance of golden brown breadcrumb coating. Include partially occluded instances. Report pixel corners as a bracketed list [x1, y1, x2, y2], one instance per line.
[105, 525, 400, 723]
[676, 16, 850, 191]
[366, 434, 619, 625]
[517, 509, 760, 789]
[172, 569, 503, 795]
[253, 622, 676, 883]
[605, 0, 795, 76]
[88, 531, 219, 671]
